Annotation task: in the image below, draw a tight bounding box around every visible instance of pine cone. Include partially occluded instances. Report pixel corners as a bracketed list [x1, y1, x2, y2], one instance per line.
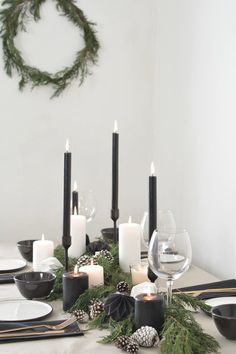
[72, 309, 89, 323]
[94, 249, 114, 262]
[131, 326, 159, 347]
[117, 281, 129, 293]
[89, 299, 104, 319]
[77, 255, 90, 267]
[115, 335, 130, 350]
[77, 255, 97, 268]
[126, 342, 139, 354]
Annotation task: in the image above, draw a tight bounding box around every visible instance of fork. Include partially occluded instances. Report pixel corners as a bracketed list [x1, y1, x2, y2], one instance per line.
[177, 287, 236, 297]
[0, 316, 77, 334]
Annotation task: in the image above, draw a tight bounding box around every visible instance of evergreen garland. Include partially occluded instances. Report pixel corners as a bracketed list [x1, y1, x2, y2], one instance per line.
[0, 0, 100, 97]
[49, 243, 220, 354]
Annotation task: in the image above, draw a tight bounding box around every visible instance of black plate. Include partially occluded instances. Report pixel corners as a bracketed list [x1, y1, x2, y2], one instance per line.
[0, 320, 84, 343]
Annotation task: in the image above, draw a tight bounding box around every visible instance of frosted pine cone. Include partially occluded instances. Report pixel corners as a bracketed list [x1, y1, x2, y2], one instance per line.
[131, 326, 160, 347]
[115, 335, 130, 350]
[77, 255, 90, 267]
[126, 342, 139, 354]
[72, 309, 89, 323]
[117, 281, 129, 293]
[94, 249, 114, 262]
[89, 299, 104, 319]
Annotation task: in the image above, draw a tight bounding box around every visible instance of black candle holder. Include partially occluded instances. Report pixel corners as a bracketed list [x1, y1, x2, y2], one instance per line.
[63, 271, 88, 311]
[135, 293, 165, 333]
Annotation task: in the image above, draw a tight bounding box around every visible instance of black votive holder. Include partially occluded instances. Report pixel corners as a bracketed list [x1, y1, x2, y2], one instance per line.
[63, 271, 88, 311]
[135, 293, 165, 333]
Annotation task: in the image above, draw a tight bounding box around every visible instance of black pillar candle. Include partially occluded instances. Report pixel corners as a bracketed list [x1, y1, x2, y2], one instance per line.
[135, 293, 165, 333]
[148, 162, 157, 282]
[111, 121, 119, 242]
[62, 139, 72, 271]
[72, 181, 79, 215]
[63, 270, 88, 311]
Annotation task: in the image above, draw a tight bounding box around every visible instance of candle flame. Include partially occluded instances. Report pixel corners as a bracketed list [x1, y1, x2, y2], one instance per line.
[41, 234, 45, 241]
[114, 120, 118, 133]
[65, 139, 70, 152]
[128, 216, 132, 223]
[91, 258, 94, 266]
[73, 181, 77, 191]
[74, 264, 79, 274]
[73, 207, 78, 215]
[150, 162, 155, 176]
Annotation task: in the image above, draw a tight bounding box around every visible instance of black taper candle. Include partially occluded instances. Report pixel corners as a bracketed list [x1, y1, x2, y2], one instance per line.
[111, 121, 119, 242]
[72, 181, 79, 215]
[148, 162, 157, 282]
[62, 139, 71, 271]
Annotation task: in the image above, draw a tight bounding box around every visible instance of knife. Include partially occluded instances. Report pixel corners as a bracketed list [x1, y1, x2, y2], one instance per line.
[0, 329, 65, 338]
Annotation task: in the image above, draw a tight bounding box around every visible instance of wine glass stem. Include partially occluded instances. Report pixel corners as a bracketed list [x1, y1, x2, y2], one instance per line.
[166, 279, 173, 306]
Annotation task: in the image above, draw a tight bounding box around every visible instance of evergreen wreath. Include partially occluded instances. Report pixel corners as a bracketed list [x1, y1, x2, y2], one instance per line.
[0, 0, 100, 97]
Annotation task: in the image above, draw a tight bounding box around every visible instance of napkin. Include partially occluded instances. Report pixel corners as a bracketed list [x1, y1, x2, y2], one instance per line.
[176, 279, 236, 299]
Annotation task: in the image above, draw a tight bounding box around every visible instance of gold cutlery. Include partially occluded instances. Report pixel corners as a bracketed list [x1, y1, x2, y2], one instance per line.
[176, 287, 236, 297]
[0, 316, 77, 334]
[0, 330, 65, 338]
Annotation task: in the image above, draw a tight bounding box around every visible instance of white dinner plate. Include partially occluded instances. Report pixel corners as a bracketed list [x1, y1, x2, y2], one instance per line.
[160, 254, 185, 263]
[0, 300, 53, 321]
[205, 296, 236, 308]
[0, 259, 26, 273]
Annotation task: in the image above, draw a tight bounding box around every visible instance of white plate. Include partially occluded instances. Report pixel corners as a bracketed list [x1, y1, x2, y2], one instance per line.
[160, 254, 185, 263]
[0, 300, 53, 321]
[205, 296, 236, 308]
[0, 259, 26, 273]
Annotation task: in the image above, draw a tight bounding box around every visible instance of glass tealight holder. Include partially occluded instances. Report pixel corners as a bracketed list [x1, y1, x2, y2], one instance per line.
[130, 260, 149, 285]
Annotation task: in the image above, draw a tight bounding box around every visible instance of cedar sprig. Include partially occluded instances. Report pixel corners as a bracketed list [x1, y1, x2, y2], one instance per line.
[99, 315, 134, 344]
[161, 298, 220, 354]
[0, 0, 100, 98]
[69, 285, 115, 312]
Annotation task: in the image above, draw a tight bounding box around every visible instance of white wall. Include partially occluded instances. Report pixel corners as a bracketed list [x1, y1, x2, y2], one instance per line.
[0, 0, 157, 243]
[154, 0, 236, 279]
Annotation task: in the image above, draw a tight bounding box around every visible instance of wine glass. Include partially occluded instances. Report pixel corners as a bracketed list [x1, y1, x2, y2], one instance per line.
[148, 229, 192, 305]
[141, 210, 176, 249]
[79, 190, 96, 222]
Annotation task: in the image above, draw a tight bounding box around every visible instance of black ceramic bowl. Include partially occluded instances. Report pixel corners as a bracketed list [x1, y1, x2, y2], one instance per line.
[14, 272, 56, 300]
[101, 228, 119, 242]
[212, 304, 236, 340]
[17, 240, 38, 262]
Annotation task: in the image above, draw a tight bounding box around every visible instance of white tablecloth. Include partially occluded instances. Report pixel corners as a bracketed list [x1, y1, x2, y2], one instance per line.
[0, 243, 235, 353]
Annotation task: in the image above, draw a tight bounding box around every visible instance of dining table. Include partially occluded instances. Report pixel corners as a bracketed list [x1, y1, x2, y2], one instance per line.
[0, 242, 235, 354]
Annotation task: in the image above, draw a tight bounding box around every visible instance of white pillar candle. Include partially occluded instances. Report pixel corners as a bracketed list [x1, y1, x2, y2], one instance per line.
[119, 216, 141, 272]
[69, 209, 86, 258]
[33, 234, 54, 271]
[79, 259, 104, 288]
[131, 261, 149, 285]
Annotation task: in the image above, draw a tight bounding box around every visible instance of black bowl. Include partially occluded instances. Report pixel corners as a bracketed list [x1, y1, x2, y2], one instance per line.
[212, 304, 236, 340]
[14, 272, 56, 300]
[101, 228, 119, 242]
[17, 240, 38, 262]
